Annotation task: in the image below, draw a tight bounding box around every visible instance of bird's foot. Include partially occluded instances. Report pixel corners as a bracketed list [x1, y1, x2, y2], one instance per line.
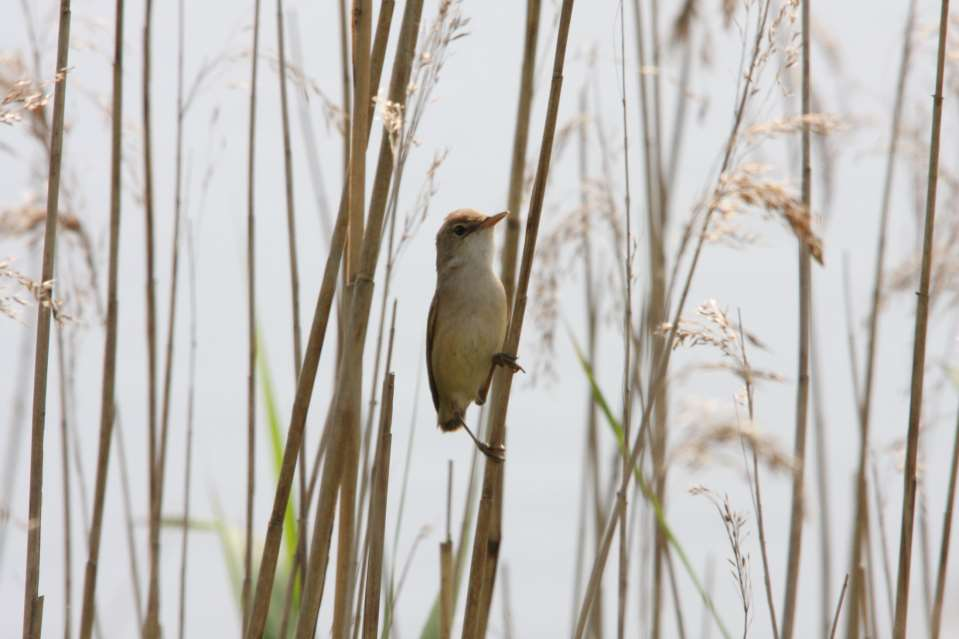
[477, 441, 507, 463]
[492, 351, 524, 374]
[458, 417, 506, 463]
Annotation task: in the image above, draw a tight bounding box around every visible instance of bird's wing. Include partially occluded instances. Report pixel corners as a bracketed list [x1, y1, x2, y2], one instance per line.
[426, 292, 440, 412]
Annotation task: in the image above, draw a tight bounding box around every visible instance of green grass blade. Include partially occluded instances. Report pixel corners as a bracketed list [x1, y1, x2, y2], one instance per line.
[256, 333, 299, 570]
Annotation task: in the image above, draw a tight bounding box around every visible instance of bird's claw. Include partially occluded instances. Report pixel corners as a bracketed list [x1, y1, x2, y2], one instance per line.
[478, 442, 507, 463]
[492, 352, 524, 374]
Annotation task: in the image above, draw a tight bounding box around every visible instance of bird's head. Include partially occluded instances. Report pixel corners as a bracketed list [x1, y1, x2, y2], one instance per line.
[435, 208, 508, 272]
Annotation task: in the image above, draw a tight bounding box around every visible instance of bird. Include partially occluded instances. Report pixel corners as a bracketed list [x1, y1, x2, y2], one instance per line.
[426, 208, 523, 461]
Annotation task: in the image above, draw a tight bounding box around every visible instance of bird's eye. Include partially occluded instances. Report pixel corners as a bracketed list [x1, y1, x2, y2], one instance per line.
[453, 225, 466, 237]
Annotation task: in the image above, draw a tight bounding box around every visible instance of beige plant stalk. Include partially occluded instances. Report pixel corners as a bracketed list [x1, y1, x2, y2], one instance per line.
[360, 372, 395, 638]
[22, 1, 72, 636]
[77, 0, 123, 637]
[892, 0, 951, 636]
[142, 0, 161, 632]
[241, 1, 262, 633]
[330, 0, 370, 632]
[630, 2, 669, 629]
[467, 2, 542, 632]
[243, 3, 400, 634]
[780, 0, 813, 637]
[930, 405, 959, 639]
[460, 1, 577, 636]
[616, 2, 635, 637]
[499, 0, 541, 305]
[293, 1, 424, 636]
[846, 2, 917, 635]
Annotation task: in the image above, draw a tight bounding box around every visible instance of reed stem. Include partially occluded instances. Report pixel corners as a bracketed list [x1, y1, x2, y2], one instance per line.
[460, 2, 577, 635]
[780, 1, 813, 636]
[892, 1, 950, 635]
[21, 1, 72, 635]
[77, 1, 122, 637]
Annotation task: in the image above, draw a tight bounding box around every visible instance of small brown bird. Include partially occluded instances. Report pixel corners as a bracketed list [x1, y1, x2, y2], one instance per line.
[427, 208, 522, 461]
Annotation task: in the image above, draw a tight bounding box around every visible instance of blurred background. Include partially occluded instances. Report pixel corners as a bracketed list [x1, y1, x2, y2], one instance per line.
[2, 0, 958, 637]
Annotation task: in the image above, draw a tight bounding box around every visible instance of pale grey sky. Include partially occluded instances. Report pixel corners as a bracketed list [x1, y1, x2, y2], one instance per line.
[2, 1, 958, 637]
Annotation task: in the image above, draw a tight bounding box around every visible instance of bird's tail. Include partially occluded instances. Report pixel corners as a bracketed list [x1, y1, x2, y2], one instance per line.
[438, 403, 464, 432]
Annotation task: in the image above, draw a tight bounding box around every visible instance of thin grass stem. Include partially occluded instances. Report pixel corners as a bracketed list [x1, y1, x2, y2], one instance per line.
[21, 0, 72, 635]
[830, 575, 850, 639]
[142, 0, 162, 630]
[846, 4, 917, 635]
[76, 1, 122, 631]
[360, 373, 394, 639]
[177, 219, 198, 639]
[293, 3, 423, 635]
[244, 2, 400, 630]
[930, 403, 959, 638]
[892, 1, 951, 635]
[241, 1, 262, 633]
[461, 2, 577, 636]
[780, 1, 813, 635]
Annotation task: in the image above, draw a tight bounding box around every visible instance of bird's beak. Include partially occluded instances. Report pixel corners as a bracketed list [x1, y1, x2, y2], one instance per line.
[478, 211, 509, 230]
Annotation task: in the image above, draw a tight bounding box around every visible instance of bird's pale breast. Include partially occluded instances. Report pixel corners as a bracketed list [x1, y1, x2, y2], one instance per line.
[431, 268, 507, 409]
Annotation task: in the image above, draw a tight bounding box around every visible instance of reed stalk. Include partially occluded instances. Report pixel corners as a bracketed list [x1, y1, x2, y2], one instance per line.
[276, 0, 311, 607]
[345, 0, 371, 282]
[867, 457, 893, 628]
[460, 2, 577, 636]
[810, 304, 833, 636]
[329, 0, 372, 632]
[616, 2, 634, 636]
[440, 461, 454, 639]
[282, 7, 399, 631]
[360, 373, 394, 639]
[21, 1, 71, 636]
[351, 300, 398, 639]
[142, 0, 161, 631]
[499, 0, 541, 305]
[846, 4, 916, 636]
[780, 1, 813, 636]
[286, 14, 333, 241]
[629, 3, 668, 629]
[469, 1, 543, 632]
[338, 0, 352, 174]
[830, 575, 850, 639]
[919, 482, 935, 628]
[276, 0, 303, 454]
[354, 0, 397, 562]
[578, 83, 605, 639]
[155, 0, 188, 620]
[930, 404, 959, 639]
[735, 312, 779, 639]
[292, 2, 423, 635]
[241, 1, 262, 633]
[648, 5, 669, 631]
[244, 3, 399, 632]
[892, 1, 950, 635]
[115, 419, 143, 627]
[77, 1, 122, 636]
[55, 327, 73, 639]
[245, 137, 347, 639]
[0, 308, 33, 574]
[177, 221, 199, 639]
